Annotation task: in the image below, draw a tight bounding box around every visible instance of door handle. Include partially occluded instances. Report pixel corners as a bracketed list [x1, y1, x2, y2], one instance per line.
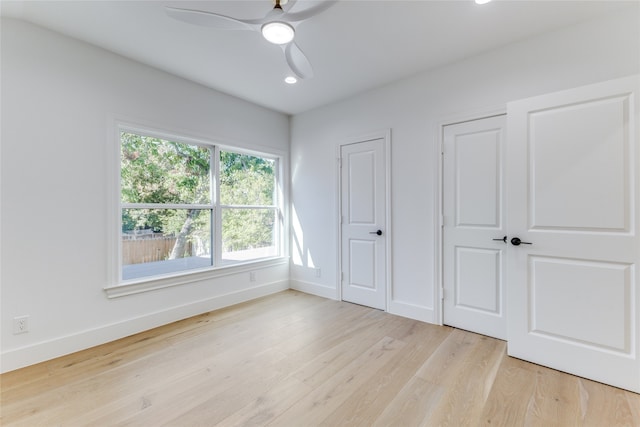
[510, 237, 532, 246]
[492, 236, 507, 243]
[369, 230, 383, 236]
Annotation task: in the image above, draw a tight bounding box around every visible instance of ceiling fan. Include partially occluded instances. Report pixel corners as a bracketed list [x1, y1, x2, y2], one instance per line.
[166, 0, 337, 80]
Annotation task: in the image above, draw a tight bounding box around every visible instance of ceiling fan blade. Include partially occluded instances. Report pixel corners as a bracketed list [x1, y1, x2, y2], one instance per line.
[283, 0, 299, 12]
[165, 7, 262, 31]
[284, 0, 337, 23]
[282, 42, 314, 79]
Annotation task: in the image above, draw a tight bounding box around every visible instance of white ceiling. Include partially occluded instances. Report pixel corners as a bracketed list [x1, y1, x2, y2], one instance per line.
[2, 0, 636, 115]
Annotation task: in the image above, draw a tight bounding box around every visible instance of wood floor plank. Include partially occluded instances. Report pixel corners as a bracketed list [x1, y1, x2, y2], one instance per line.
[2, 294, 326, 425]
[421, 335, 506, 426]
[151, 358, 294, 426]
[272, 302, 389, 371]
[478, 356, 540, 426]
[525, 365, 584, 427]
[288, 314, 405, 389]
[579, 378, 640, 427]
[318, 322, 452, 426]
[215, 375, 312, 426]
[73, 346, 289, 426]
[71, 302, 340, 425]
[1, 290, 323, 405]
[266, 336, 407, 426]
[2, 290, 638, 427]
[3, 313, 295, 424]
[134, 301, 373, 426]
[413, 327, 482, 385]
[371, 376, 445, 427]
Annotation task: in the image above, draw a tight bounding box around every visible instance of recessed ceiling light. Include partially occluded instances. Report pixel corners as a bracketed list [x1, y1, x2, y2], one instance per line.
[285, 76, 297, 84]
[262, 22, 295, 45]
[475, 0, 492, 4]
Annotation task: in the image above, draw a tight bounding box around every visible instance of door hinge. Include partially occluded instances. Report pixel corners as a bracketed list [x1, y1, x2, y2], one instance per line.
[341, 272, 344, 281]
[441, 287, 445, 300]
[338, 158, 342, 168]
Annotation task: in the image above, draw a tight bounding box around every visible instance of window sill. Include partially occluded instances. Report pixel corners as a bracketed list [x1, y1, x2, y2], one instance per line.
[104, 257, 289, 298]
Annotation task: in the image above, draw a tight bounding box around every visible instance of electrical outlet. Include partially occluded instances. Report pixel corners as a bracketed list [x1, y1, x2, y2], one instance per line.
[13, 315, 29, 334]
[249, 271, 256, 282]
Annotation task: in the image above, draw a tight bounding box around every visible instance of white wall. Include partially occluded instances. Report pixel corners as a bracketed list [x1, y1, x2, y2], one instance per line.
[289, 8, 640, 322]
[0, 18, 290, 372]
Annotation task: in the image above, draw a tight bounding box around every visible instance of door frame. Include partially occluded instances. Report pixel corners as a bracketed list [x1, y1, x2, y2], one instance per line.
[336, 129, 392, 310]
[435, 107, 506, 325]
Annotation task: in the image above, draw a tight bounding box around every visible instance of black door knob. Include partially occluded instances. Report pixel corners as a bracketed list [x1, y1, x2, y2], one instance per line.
[511, 237, 532, 246]
[369, 230, 382, 236]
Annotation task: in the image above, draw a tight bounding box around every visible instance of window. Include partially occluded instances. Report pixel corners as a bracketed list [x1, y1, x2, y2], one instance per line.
[118, 129, 282, 283]
[219, 151, 279, 264]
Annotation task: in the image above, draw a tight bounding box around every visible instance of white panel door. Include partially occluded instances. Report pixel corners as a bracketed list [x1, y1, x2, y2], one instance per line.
[443, 115, 507, 340]
[507, 75, 640, 392]
[340, 138, 387, 310]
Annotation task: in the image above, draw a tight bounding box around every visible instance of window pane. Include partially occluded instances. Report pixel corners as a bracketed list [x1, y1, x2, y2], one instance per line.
[121, 132, 211, 204]
[219, 151, 275, 206]
[122, 208, 211, 280]
[221, 208, 277, 263]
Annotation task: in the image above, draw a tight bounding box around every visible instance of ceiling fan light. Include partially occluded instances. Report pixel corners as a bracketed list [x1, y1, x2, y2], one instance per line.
[262, 21, 294, 44]
[285, 76, 297, 84]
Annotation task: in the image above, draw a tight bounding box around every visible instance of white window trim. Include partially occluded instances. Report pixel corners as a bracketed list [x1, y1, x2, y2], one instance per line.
[105, 120, 289, 298]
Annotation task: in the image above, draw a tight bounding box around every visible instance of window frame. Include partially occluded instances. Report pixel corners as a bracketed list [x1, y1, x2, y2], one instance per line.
[105, 122, 288, 298]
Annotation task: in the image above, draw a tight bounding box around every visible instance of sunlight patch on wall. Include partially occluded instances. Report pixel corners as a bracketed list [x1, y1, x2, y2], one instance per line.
[291, 204, 316, 268]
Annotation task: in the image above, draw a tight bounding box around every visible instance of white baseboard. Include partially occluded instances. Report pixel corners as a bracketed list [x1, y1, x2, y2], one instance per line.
[388, 300, 436, 324]
[289, 280, 338, 300]
[0, 280, 289, 373]
[290, 282, 436, 325]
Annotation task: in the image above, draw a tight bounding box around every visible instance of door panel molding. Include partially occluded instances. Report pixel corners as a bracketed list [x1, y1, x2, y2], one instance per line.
[528, 94, 632, 233]
[455, 128, 502, 228]
[528, 255, 632, 353]
[454, 246, 503, 315]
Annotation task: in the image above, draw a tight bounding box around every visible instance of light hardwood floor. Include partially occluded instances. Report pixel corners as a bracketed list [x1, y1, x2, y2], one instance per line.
[2, 290, 639, 426]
